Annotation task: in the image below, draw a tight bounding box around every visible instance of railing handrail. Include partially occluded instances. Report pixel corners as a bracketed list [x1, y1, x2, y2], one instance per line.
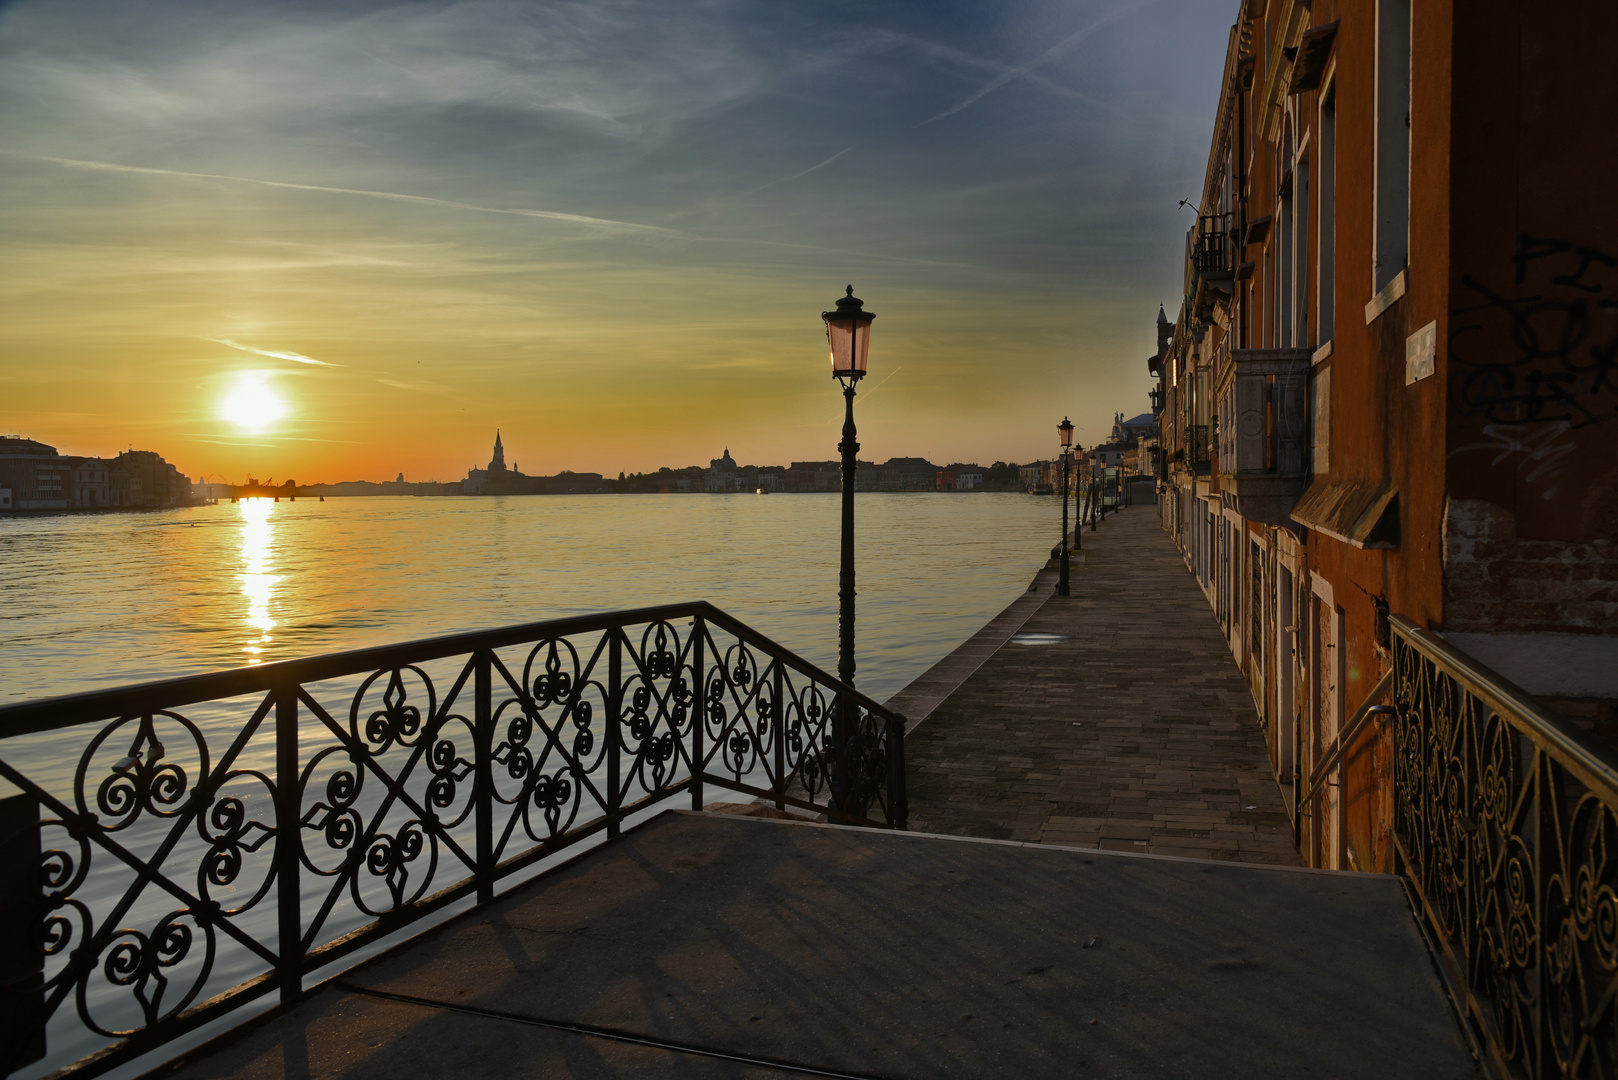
[0, 602, 906, 1079]
[1303, 669, 1393, 808]
[1390, 614, 1618, 1079]
[1390, 615, 1617, 793]
[0, 601, 896, 737]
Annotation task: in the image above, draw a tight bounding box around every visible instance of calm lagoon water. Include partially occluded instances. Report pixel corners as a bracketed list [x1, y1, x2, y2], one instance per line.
[1, 492, 1058, 705]
[0, 492, 1061, 1075]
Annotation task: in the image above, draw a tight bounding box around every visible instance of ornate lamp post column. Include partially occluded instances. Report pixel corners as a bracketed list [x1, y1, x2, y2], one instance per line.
[1057, 417, 1074, 596]
[821, 286, 874, 688]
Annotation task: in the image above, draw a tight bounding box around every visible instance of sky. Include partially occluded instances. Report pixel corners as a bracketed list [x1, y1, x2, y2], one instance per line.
[0, 0, 1233, 483]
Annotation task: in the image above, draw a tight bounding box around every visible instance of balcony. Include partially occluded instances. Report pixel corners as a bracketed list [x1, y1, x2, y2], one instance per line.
[1214, 348, 1312, 524]
[1186, 213, 1234, 323]
[1186, 423, 1211, 473]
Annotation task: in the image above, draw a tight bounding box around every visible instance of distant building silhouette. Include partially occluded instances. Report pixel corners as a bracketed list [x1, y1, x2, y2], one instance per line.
[462, 430, 601, 495]
[0, 437, 190, 510]
[706, 448, 741, 492]
[465, 429, 525, 494]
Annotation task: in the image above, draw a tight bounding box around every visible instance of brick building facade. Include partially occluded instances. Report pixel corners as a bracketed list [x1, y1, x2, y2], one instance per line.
[1152, 0, 1618, 870]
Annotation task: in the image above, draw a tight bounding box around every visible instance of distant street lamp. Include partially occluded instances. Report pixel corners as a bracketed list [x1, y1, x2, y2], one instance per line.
[1057, 418, 1074, 596]
[1071, 444, 1083, 552]
[1089, 450, 1099, 531]
[822, 285, 874, 688]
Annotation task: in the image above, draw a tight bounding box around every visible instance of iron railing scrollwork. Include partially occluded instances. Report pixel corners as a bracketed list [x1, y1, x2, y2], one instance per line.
[1391, 617, 1617, 1080]
[1187, 424, 1211, 468]
[0, 602, 906, 1079]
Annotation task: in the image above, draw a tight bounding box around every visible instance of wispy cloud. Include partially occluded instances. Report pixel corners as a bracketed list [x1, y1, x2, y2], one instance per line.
[921, 2, 1150, 124]
[208, 338, 337, 366]
[376, 378, 456, 395]
[8, 151, 974, 270]
[13, 153, 683, 239]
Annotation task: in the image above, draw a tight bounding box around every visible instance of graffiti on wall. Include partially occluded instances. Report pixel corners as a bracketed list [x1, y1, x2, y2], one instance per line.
[1448, 234, 1618, 498]
[1450, 232, 1618, 429]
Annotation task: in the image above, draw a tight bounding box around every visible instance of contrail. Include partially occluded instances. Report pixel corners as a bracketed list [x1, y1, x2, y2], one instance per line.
[6, 151, 974, 270]
[823, 365, 902, 423]
[747, 147, 854, 195]
[208, 338, 338, 367]
[921, 2, 1147, 125]
[9, 152, 682, 237]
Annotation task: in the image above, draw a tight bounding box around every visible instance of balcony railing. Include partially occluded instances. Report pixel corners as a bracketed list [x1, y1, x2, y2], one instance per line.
[1391, 617, 1617, 1080]
[1187, 424, 1212, 469]
[0, 604, 905, 1078]
[1190, 213, 1233, 276]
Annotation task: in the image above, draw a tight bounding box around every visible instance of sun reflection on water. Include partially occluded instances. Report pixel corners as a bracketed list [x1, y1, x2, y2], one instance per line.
[238, 498, 280, 663]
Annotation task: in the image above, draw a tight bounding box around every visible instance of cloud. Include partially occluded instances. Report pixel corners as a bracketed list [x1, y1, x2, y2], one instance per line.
[376, 378, 457, 395]
[8, 151, 973, 270]
[15, 154, 682, 239]
[921, 2, 1150, 124]
[209, 338, 337, 367]
[0, 0, 773, 143]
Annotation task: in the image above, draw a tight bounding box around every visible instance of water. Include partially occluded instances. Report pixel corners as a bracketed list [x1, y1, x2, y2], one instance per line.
[1, 492, 1057, 706]
[0, 492, 1060, 1076]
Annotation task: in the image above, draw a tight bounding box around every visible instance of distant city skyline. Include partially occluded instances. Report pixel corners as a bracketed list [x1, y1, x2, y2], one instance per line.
[10, 406, 1157, 494]
[1, 1, 1228, 481]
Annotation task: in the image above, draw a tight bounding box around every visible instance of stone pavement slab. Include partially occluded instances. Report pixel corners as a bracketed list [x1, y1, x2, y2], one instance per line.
[903, 506, 1302, 864]
[165, 811, 1474, 1080]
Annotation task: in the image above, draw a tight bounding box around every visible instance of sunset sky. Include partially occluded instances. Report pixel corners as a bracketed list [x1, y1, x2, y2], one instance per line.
[0, 0, 1230, 483]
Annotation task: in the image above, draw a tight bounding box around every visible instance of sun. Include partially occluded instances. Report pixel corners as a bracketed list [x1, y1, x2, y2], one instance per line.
[220, 372, 289, 434]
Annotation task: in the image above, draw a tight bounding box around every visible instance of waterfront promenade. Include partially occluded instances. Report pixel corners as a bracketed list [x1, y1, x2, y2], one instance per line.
[896, 504, 1301, 865]
[152, 503, 1476, 1080]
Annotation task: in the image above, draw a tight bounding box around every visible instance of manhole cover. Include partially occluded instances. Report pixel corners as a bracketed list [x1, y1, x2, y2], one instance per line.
[1009, 632, 1069, 646]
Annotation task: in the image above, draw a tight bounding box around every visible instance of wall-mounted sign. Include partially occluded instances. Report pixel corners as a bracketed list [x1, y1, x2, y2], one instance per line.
[1406, 320, 1437, 384]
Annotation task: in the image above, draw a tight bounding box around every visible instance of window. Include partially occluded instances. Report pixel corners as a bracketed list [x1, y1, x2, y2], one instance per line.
[1294, 153, 1311, 347]
[1374, 0, 1411, 293]
[1265, 250, 1275, 347]
[1278, 177, 1293, 348]
[1276, 118, 1295, 348]
[1317, 82, 1337, 344]
[1250, 541, 1265, 668]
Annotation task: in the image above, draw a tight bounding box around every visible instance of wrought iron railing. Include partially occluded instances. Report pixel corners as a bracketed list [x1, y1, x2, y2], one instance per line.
[0, 603, 906, 1078]
[1191, 212, 1232, 276]
[1187, 424, 1212, 468]
[1391, 617, 1617, 1080]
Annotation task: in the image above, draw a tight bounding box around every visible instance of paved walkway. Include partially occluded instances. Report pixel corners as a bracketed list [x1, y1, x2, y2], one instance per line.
[170, 812, 1470, 1080]
[903, 505, 1302, 865]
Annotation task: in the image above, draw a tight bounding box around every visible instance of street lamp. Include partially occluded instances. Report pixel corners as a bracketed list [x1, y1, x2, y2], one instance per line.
[822, 285, 874, 688]
[1089, 449, 1099, 531]
[1071, 444, 1083, 552]
[1057, 417, 1074, 596]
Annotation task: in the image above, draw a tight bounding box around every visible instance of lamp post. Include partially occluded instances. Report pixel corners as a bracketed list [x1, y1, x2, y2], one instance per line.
[1089, 451, 1099, 531]
[1057, 417, 1074, 596]
[821, 285, 874, 688]
[1072, 444, 1083, 552]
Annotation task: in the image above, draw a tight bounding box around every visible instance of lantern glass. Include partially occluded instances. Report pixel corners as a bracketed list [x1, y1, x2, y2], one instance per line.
[1057, 417, 1074, 448]
[826, 318, 872, 379]
[822, 286, 874, 382]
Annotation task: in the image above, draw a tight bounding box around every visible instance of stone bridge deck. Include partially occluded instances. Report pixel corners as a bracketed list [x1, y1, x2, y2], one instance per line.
[169, 811, 1472, 1080]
